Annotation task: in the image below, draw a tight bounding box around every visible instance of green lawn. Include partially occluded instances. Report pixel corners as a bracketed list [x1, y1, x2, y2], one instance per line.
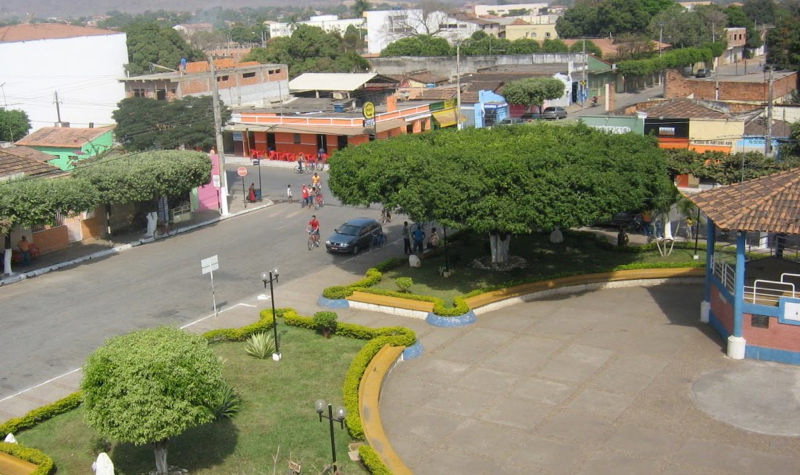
[15, 326, 367, 474]
[376, 230, 714, 302]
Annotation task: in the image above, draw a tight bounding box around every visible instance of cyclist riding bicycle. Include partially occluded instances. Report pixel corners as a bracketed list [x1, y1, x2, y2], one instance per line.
[307, 214, 320, 247]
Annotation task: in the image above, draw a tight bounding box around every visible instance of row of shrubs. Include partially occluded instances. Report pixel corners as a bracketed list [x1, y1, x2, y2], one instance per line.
[272, 307, 415, 474]
[0, 442, 53, 475]
[322, 237, 710, 318]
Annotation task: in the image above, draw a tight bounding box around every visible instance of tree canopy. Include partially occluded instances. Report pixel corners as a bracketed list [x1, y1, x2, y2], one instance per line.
[72, 150, 212, 204]
[124, 20, 203, 75]
[501, 78, 565, 111]
[381, 35, 452, 57]
[112, 96, 229, 151]
[0, 108, 31, 142]
[328, 124, 674, 235]
[665, 148, 800, 185]
[556, 0, 674, 38]
[244, 25, 369, 76]
[82, 326, 225, 474]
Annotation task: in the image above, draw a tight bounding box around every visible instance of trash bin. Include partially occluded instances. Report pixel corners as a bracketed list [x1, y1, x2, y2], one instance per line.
[255, 189, 262, 201]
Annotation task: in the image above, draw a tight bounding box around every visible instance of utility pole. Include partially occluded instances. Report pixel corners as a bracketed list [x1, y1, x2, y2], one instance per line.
[54, 91, 63, 126]
[765, 66, 774, 157]
[209, 58, 229, 216]
[456, 40, 462, 130]
[582, 37, 587, 107]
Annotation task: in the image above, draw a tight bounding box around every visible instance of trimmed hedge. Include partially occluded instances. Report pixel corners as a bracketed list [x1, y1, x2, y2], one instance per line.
[358, 444, 392, 475]
[201, 311, 276, 342]
[0, 442, 54, 475]
[0, 392, 82, 439]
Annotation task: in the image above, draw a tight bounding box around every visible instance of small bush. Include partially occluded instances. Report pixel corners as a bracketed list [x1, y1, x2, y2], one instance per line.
[210, 382, 241, 420]
[313, 311, 338, 335]
[322, 285, 352, 299]
[244, 332, 276, 359]
[374, 256, 405, 272]
[0, 442, 53, 475]
[359, 444, 392, 475]
[395, 277, 413, 292]
[0, 392, 82, 438]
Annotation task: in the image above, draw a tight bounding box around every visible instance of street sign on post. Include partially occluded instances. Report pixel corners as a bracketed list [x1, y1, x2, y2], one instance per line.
[201, 255, 220, 318]
[237, 167, 248, 177]
[238, 167, 248, 208]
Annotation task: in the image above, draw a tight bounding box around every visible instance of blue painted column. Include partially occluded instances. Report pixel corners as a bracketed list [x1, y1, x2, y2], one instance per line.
[727, 230, 747, 359]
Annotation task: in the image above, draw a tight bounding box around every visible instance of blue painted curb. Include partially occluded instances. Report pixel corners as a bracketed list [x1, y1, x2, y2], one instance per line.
[402, 341, 423, 360]
[317, 295, 350, 308]
[425, 310, 476, 327]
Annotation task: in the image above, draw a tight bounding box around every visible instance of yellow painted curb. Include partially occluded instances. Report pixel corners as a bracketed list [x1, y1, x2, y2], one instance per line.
[358, 345, 413, 475]
[464, 267, 705, 309]
[0, 451, 37, 475]
[349, 291, 435, 313]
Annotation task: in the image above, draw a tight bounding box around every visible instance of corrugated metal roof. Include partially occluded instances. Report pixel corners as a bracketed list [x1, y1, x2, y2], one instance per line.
[0, 23, 121, 43]
[16, 126, 114, 148]
[289, 73, 378, 92]
[689, 168, 800, 234]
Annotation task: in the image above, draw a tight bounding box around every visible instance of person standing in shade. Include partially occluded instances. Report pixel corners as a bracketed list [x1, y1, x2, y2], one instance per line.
[286, 184, 293, 203]
[428, 227, 440, 249]
[402, 221, 412, 255]
[247, 183, 256, 202]
[17, 236, 31, 265]
[412, 225, 425, 254]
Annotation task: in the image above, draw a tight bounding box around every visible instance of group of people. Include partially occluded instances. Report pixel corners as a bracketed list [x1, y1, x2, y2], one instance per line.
[286, 172, 324, 209]
[402, 222, 439, 255]
[296, 148, 328, 173]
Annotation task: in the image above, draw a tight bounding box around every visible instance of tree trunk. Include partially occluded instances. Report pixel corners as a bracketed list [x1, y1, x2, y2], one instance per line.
[104, 203, 112, 239]
[154, 439, 169, 475]
[3, 233, 12, 275]
[662, 211, 674, 240]
[489, 232, 511, 265]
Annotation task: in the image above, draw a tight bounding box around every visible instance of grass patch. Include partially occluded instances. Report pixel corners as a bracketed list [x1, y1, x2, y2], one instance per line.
[374, 230, 717, 301]
[15, 325, 366, 474]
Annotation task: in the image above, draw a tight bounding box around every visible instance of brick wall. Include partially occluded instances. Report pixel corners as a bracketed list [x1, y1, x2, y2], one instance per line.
[744, 313, 800, 352]
[665, 69, 797, 102]
[32, 226, 69, 254]
[710, 285, 733, 335]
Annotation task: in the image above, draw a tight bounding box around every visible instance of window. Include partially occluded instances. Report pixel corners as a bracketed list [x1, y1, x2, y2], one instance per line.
[133, 88, 145, 98]
[269, 69, 280, 75]
[658, 126, 675, 136]
[243, 72, 255, 78]
[545, 32, 551, 38]
[217, 75, 229, 81]
[156, 89, 166, 101]
[293, 133, 301, 144]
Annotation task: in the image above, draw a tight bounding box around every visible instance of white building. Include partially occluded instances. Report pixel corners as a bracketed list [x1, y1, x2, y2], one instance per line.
[0, 23, 127, 128]
[365, 9, 478, 55]
[473, 3, 549, 17]
[267, 15, 364, 39]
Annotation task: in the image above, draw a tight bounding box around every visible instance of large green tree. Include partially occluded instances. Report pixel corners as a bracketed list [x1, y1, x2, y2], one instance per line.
[328, 124, 673, 264]
[0, 177, 99, 274]
[501, 78, 565, 113]
[125, 20, 203, 75]
[245, 25, 368, 76]
[380, 35, 452, 57]
[0, 108, 30, 142]
[766, 9, 800, 68]
[665, 148, 800, 185]
[82, 326, 225, 474]
[113, 96, 229, 151]
[648, 5, 707, 49]
[556, 0, 673, 37]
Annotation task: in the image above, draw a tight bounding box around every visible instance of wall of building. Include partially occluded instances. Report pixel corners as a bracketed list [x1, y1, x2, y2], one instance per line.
[579, 115, 645, 135]
[743, 312, 800, 353]
[710, 285, 733, 336]
[0, 33, 127, 128]
[664, 69, 798, 103]
[504, 23, 558, 41]
[689, 118, 744, 145]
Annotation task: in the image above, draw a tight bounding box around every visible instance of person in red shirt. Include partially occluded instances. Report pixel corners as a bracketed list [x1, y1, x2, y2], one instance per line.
[307, 214, 320, 248]
[301, 184, 309, 208]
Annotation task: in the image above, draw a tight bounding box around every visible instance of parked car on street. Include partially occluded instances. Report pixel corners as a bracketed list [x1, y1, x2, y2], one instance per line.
[325, 218, 383, 254]
[541, 106, 567, 120]
[695, 68, 708, 78]
[496, 117, 526, 126]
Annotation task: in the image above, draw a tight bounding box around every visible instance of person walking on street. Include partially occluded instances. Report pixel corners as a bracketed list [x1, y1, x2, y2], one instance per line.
[301, 184, 309, 208]
[412, 225, 425, 254]
[403, 221, 412, 255]
[287, 184, 293, 203]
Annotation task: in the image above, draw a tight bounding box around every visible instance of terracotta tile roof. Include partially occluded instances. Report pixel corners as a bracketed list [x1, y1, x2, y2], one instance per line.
[0, 148, 59, 179]
[744, 116, 792, 138]
[0, 23, 120, 43]
[689, 168, 800, 233]
[413, 86, 457, 101]
[562, 38, 671, 59]
[185, 59, 260, 73]
[637, 98, 729, 119]
[1, 146, 54, 162]
[15, 126, 114, 148]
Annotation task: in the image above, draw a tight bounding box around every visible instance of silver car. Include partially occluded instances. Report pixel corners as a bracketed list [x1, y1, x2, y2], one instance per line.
[542, 106, 567, 120]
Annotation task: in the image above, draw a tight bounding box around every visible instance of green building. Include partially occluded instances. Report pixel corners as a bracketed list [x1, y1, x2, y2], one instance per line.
[15, 126, 114, 170]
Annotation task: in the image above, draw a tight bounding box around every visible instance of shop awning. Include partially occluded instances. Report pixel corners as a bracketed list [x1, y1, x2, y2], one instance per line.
[431, 110, 458, 128]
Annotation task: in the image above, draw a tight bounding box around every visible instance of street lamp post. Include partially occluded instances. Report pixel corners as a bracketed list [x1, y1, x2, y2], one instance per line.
[456, 40, 462, 131]
[260, 269, 281, 361]
[314, 399, 346, 473]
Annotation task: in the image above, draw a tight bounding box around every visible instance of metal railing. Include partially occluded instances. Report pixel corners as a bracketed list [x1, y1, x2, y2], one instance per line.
[711, 253, 736, 294]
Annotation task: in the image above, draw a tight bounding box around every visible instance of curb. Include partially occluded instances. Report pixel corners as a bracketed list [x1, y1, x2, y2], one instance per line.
[0, 200, 273, 287]
[426, 310, 476, 327]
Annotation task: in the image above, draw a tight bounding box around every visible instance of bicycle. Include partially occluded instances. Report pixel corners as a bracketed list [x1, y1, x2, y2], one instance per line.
[314, 192, 324, 209]
[307, 230, 320, 250]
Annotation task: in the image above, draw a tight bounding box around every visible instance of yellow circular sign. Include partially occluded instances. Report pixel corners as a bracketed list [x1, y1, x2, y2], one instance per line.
[362, 102, 375, 119]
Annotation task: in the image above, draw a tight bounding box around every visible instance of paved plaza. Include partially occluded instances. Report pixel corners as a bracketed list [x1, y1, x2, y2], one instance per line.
[340, 284, 800, 474]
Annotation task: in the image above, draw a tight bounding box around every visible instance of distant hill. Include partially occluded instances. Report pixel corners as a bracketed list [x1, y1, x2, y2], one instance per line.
[0, 0, 322, 20]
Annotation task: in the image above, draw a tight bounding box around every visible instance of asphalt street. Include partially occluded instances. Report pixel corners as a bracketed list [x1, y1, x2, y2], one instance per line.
[0, 166, 397, 400]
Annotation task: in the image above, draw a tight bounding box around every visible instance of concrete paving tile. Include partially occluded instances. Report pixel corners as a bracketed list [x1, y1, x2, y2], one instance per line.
[529, 310, 593, 336]
[507, 435, 587, 474]
[474, 309, 538, 333]
[578, 451, 664, 475]
[535, 410, 616, 445]
[433, 327, 516, 364]
[380, 378, 443, 413]
[536, 344, 614, 383]
[477, 394, 553, 431]
[442, 419, 526, 459]
[480, 335, 563, 375]
[604, 353, 670, 375]
[575, 328, 642, 350]
[603, 424, 685, 460]
[565, 388, 636, 420]
[453, 367, 518, 395]
[415, 328, 467, 353]
[511, 376, 575, 405]
[424, 386, 498, 417]
[413, 448, 520, 475]
[384, 406, 462, 446]
[589, 367, 657, 395]
[669, 438, 800, 474]
[410, 357, 471, 386]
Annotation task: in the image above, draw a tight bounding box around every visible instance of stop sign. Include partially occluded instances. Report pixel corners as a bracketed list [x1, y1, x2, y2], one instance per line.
[237, 167, 248, 177]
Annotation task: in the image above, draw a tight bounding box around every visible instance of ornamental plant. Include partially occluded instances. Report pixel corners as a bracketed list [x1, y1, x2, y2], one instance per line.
[395, 277, 413, 293]
[312, 311, 338, 338]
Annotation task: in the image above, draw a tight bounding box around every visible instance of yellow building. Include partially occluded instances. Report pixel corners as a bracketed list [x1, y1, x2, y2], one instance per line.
[504, 18, 558, 41]
[689, 118, 745, 153]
